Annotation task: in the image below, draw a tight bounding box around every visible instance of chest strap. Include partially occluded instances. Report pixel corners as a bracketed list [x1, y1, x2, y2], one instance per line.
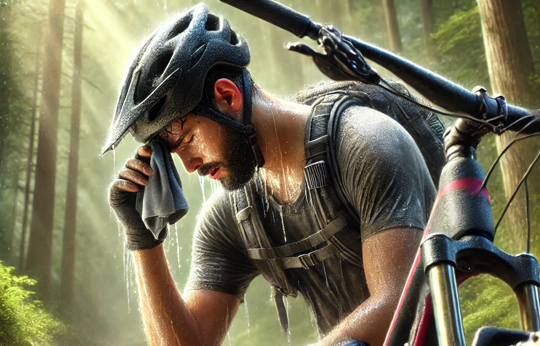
[247, 213, 347, 261]
[278, 243, 340, 270]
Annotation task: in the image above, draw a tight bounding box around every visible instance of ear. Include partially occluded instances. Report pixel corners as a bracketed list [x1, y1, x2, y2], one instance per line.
[213, 78, 243, 119]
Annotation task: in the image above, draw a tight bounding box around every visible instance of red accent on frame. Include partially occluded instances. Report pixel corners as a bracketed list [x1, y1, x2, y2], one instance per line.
[383, 177, 487, 346]
[439, 177, 490, 202]
[413, 295, 433, 346]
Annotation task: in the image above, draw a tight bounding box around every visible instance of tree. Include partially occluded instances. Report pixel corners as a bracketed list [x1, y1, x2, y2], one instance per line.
[477, 0, 537, 252]
[420, 0, 435, 60]
[26, 0, 66, 299]
[268, 24, 305, 94]
[382, 0, 402, 52]
[61, 0, 84, 312]
[19, 21, 43, 274]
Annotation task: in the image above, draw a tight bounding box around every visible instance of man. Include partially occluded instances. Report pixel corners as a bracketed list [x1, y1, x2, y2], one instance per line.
[105, 4, 439, 346]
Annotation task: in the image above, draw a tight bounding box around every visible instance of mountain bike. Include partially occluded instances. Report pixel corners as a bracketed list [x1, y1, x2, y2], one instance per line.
[219, 1, 540, 345]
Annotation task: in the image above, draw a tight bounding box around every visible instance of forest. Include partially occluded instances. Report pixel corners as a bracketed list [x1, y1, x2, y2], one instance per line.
[0, 0, 539, 345]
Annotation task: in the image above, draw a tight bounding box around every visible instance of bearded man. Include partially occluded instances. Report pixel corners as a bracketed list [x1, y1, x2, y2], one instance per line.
[105, 4, 443, 346]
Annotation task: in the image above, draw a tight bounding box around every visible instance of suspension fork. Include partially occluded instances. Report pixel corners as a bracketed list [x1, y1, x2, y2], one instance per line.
[427, 263, 465, 346]
[423, 119, 540, 345]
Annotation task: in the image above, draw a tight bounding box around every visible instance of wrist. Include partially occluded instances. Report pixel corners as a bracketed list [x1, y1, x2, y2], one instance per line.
[126, 227, 168, 251]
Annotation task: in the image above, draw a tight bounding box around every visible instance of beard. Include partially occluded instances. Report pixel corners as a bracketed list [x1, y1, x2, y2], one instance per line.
[199, 126, 257, 191]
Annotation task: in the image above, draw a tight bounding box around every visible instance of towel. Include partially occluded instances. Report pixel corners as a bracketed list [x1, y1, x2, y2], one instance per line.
[135, 140, 188, 239]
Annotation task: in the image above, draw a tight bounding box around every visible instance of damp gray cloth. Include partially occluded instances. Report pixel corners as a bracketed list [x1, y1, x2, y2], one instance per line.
[135, 140, 188, 239]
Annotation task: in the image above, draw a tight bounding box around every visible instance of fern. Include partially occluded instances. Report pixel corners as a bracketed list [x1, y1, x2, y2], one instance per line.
[0, 262, 64, 345]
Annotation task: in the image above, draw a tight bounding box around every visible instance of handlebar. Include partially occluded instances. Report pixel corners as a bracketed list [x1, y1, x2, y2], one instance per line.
[220, 0, 539, 134]
[220, 0, 321, 40]
[342, 35, 480, 115]
[343, 35, 536, 131]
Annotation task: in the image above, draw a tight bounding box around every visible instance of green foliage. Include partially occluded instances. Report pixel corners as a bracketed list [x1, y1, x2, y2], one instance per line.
[432, 6, 489, 89]
[0, 261, 64, 345]
[523, 0, 540, 94]
[459, 274, 520, 344]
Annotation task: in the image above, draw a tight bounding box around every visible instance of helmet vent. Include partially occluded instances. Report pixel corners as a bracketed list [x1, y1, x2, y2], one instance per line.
[156, 51, 173, 78]
[230, 30, 239, 45]
[205, 14, 220, 31]
[167, 13, 192, 40]
[147, 95, 167, 122]
[190, 44, 207, 69]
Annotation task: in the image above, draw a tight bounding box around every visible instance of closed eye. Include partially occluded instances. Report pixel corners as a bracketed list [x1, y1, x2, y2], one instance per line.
[172, 133, 193, 151]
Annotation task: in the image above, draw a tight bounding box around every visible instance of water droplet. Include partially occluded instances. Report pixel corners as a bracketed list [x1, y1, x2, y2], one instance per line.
[198, 174, 206, 203]
[286, 296, 292, 346]
[280, 206, 286, 242]
[175, 224, 181, 268]
[124, 247, 131, 313]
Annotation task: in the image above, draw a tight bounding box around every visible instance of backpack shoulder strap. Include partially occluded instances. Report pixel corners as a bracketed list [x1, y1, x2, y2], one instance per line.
[230, 182, 295, 331]
[297, 81, 446, 187]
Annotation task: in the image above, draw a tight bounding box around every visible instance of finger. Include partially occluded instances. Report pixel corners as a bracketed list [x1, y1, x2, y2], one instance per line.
[126, 158, 154, 176]
[118, 168, 149, 187]
[112, 178, 140, 193]
[137, 145, 153, 160]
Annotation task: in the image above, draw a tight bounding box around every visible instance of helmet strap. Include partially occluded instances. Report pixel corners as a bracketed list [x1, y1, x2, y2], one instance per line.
[193, 69, 265, 168]
[241, 69, 265, 168]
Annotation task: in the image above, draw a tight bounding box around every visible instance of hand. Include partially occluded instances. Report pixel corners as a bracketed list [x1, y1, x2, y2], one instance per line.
[109, 145, 166, 250]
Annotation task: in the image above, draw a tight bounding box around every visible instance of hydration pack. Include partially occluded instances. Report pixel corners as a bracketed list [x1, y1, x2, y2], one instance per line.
[232, 81, 446, 330]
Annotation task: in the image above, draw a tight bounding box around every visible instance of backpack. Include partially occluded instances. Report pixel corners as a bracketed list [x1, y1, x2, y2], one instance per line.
[232, 81, 446, 330]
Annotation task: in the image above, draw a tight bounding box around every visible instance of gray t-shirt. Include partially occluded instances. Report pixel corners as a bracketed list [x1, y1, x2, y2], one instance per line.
[185, 105, 436, 335]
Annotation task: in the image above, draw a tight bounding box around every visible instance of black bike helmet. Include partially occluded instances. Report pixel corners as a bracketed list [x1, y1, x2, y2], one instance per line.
[102, 3, 264, 166]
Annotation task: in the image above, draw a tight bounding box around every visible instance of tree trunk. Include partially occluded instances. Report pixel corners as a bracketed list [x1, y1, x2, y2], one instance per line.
[19, 23, 43, 274]
[268, 25, 305, 93]
[26, 0, 66, 300]
[420, 0, 435, 61]
[61, 0, 84, 312]
[477, 0, 536, 252]
[382, 0, 402, 52]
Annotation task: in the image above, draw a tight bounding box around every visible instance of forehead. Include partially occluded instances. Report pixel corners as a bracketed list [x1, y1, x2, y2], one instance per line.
[159, 112, 225, 140]
[159, 114, 191, 138]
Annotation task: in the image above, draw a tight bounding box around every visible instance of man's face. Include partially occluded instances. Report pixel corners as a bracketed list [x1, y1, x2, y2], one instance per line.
[158, 113, 256, 190]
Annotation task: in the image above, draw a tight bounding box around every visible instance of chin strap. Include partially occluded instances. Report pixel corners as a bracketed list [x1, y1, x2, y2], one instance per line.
[193, 69, 265, 168]
[241, 69, 265, 168]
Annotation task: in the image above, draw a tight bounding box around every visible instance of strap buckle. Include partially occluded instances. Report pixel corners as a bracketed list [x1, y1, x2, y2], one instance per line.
[299, 252, 320, 269]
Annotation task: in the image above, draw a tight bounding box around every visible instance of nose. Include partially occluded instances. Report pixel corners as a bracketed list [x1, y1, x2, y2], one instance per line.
[176, 152, 203, 174]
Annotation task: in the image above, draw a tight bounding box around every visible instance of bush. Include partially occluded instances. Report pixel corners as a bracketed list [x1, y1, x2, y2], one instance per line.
[0, 262, 64, 345]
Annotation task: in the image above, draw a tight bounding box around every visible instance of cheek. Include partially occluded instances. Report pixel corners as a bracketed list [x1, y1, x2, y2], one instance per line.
[198, 126, 228, 156]
[189, 133, 221, 159]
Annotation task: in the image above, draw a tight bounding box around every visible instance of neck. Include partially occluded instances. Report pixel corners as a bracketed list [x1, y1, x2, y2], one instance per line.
[251, 89, 311, 204]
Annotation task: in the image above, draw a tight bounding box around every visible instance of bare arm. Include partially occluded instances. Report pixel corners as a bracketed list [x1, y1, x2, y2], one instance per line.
[133, 244, 240, 346]
[113, 145, 240, 346]
[318, 227, 422, 346]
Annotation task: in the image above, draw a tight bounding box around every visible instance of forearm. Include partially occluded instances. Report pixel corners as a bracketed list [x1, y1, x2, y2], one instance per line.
[318, 291, 400, 346]
[319, 228, 423, 346]
[133, 244, 203, 346]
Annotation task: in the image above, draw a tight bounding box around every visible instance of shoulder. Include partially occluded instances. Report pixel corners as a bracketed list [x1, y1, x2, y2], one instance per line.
[331, 105, 436, 239]
[334, 104, 422, 170]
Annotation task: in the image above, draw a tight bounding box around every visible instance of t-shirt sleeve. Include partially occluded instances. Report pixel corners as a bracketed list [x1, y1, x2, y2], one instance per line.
[335, 105, 436, 240]
[184, 190, 259, 298]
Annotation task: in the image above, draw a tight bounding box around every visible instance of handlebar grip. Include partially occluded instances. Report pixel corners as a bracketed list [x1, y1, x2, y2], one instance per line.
[220, 0, 320, 39]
